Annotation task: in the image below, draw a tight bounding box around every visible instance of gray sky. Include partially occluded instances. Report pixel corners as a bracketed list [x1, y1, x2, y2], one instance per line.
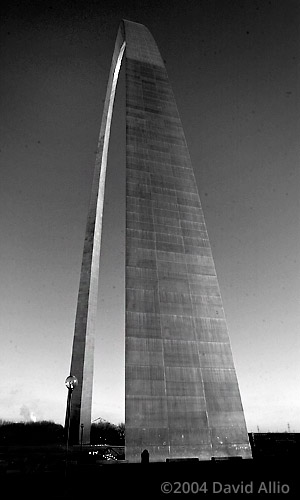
[1, 0, 299, 431]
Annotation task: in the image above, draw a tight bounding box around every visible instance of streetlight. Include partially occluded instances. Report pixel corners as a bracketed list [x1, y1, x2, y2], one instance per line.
[64, 375, 78, 448]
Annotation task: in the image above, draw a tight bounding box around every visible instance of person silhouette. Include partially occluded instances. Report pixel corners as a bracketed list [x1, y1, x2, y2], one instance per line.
[141, 449, 149, 463]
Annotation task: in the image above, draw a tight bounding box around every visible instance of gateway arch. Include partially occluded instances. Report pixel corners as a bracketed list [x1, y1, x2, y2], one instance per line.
[66, 19, 252, 462]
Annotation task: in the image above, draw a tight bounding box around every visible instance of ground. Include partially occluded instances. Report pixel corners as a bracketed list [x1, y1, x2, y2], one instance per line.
[0, 439, 299, 499]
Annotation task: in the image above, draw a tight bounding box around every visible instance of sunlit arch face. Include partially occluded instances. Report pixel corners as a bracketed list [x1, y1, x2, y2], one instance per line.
[67, 19, 252, 462]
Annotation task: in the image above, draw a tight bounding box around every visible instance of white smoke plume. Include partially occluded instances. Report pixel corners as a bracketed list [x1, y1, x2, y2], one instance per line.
[20, 404, 37, 422]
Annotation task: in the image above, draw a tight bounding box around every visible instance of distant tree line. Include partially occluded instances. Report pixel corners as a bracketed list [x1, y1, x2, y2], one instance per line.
[0, 420, 125, 445]
[90, 421, 125, 445]
[0, 420, 64, 445]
